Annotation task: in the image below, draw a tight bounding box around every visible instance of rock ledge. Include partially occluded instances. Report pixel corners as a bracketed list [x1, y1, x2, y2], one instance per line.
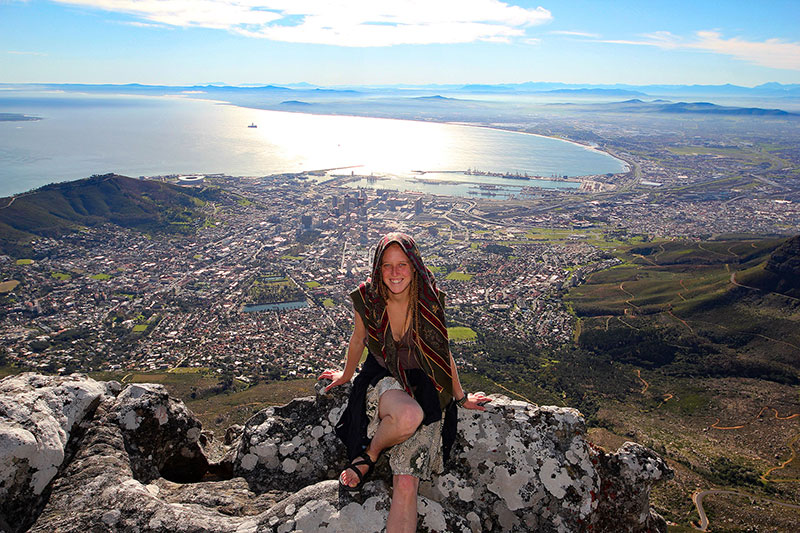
[0, 374, 672, 532]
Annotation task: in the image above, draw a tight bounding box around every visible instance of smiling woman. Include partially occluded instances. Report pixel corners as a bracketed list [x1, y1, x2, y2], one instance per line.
[319, 232, 492, 532]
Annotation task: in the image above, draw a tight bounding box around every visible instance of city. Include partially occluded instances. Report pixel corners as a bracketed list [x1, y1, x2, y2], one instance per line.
[1, 173, 617, 381]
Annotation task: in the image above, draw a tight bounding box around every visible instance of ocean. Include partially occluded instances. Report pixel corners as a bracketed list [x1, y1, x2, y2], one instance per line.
[0, 91, 627, 198]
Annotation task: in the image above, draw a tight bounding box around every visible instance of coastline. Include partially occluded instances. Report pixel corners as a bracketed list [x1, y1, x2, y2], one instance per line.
[453, 122, 631, 173]
[216, 99, 631, 175]
[1, 91, 631, 197]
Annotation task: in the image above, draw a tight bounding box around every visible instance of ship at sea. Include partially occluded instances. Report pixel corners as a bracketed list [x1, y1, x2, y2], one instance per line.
[248, 123, 257, 128]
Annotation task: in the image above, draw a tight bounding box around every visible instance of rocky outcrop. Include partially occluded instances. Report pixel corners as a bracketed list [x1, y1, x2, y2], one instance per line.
[0, 373, 114, 532]
[592, 442, 672, 532]
[236, 382, 672, 532]
[114, 383, 208, 483]
[1, 373, 672, 532]
[233, 382, 349, 493]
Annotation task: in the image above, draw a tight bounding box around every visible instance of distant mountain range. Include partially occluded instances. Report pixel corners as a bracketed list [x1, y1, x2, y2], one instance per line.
[457, 81, 800, 97]
[583, 99, 798, 116]
[4, 82, 798, 120]
[4, 81, 800, 98]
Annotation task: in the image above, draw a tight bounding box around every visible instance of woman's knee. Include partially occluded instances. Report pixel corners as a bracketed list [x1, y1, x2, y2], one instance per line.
[393, 474, 419, 496]
[395, 404, 424, 436]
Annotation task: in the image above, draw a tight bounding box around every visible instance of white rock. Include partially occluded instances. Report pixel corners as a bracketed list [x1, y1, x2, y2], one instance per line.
[0, 374, 106, 498]
[240, 453, 258, 470]
[282, 458, 298, 473]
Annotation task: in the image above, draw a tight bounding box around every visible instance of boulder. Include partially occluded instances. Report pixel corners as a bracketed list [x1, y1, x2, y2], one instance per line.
[30, 398, 467, 533]
[231, 382, 673, 532]
[4, 373, 672, 533]
[233, 381, 350, 492]
[113, 383, 208, 483]
[592, 441, 672, 532]
[30, 400, 265, 533]
[0, 373, 113, 532]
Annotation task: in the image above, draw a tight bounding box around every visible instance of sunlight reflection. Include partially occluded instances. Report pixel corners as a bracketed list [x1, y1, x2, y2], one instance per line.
[249, 110, 453, 173]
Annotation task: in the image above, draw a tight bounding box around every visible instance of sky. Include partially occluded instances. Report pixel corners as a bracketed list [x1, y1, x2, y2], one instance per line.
[1, 0, 799, 87]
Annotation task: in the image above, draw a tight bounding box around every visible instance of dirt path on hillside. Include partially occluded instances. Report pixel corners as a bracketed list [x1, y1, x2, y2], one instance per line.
[677, 279, 688, 301]
[710, 406, 800, 482]
[634, 369, 648, 394]
[618, 282, 640, 313]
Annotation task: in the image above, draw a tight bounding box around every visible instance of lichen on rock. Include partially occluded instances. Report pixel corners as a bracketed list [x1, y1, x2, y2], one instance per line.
[0, 373, 112, 532]
[1, 373, 673, 533]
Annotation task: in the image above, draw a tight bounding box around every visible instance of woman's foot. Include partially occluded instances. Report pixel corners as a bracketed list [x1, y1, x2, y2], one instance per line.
[339, 451, 377, 491]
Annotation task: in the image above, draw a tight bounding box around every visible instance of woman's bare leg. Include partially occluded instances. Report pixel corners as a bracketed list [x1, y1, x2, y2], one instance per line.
[387, 474, 419, 533]
[340, 389, 423, 488]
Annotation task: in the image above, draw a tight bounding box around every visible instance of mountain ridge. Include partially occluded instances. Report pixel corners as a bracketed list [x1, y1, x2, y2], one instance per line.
[0, 174, 215, 257]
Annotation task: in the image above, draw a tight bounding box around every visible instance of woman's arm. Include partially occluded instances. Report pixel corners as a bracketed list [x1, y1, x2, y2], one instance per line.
[449, 352, 491, 411]
[318, 310, 367, 392]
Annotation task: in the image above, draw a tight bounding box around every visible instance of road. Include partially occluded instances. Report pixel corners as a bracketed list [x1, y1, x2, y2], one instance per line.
[692, 490, 800, 531]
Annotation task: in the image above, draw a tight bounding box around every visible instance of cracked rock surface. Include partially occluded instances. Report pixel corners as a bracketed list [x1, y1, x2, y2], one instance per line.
[1, 374, 672, 532]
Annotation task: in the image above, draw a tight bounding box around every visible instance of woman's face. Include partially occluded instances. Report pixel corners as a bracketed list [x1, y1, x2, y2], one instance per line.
[381, 243, 415, 296]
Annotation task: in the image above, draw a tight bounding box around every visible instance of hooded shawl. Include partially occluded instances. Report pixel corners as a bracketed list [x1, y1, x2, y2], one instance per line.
[353, 232, 455, 409]
[335, 232, 458, 462]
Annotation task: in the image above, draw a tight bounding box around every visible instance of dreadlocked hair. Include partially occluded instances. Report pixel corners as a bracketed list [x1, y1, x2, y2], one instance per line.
[410, 271, 420, 350]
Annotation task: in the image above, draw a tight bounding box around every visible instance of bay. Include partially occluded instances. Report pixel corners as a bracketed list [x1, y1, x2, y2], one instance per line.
[0, 91, 627, 198]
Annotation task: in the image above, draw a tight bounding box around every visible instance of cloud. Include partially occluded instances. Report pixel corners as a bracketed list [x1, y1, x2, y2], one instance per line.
[691, 31, 800, 71]
[549, 30, 599, 38]
[595, 30, 800, 71]
[119, 20, 172, 29]
[52, 0, 552, 46]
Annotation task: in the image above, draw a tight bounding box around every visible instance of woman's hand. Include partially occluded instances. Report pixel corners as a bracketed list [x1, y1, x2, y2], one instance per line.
[460, 392, 493, 411]
[318, 369, 349, 392]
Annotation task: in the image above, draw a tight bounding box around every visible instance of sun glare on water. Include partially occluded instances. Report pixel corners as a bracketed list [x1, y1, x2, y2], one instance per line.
[243, 109, 454, 174]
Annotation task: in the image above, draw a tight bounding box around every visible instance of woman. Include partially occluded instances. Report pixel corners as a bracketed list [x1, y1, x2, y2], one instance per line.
[319, 232, 490, 533]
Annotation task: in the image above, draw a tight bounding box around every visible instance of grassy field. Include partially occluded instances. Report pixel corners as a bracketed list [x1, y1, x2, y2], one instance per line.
[569, 238, 800, 376]
[445, 271, 473, 281]
[448, 326, 478, 342]
[667, 145, 792, 171]
[90, 273, 112, 280]
[15, 259, 33, 265]
[0, 280, 19, 293]
[85, 368, 318, 433]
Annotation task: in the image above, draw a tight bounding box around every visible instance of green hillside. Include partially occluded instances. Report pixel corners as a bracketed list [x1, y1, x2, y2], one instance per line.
[567, 236, 799, 384]
[0, 174, 219, 256]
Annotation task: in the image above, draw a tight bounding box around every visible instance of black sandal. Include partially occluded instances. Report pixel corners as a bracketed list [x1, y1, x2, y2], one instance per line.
[338, 452, 375, 492]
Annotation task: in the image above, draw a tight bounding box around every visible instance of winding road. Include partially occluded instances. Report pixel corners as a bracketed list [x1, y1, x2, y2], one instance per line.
[692, 490, 800, 531]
